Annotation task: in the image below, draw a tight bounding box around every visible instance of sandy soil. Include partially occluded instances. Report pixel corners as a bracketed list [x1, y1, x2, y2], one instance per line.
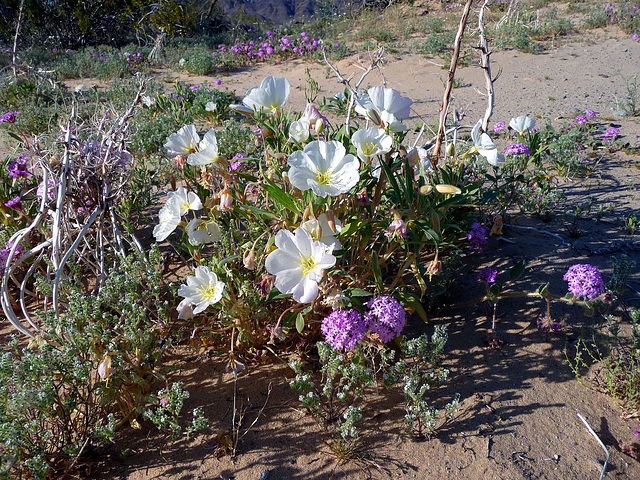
[3, 25, 640, 480]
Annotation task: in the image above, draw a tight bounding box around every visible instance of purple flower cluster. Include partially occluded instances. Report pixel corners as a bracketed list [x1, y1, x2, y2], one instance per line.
[230, 153, 245, 172]
[584, 109, 596, 119]
[574, 114, 588, 125]
[0, 242, 23, 270]
[321, 295, 407, 349]
[215, 31, 329, 63]
[467, 222, 489, 252]
[7, 156, 30, 179]
[563, 264, 606, 300]
[478, 267, 498, 284]
[604, 127, 620, 143]
[365, 295, 407, 343]
[537, 315, 561, 336]
[0, 111, 19, 124]
[321, 309, 368, 351]
[5, 196, 22, 211]
[504, 143, 530, 156]
[493, 121, 506, 133]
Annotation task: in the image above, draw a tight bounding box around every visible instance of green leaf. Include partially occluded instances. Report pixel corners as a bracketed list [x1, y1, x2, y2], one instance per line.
[344, 288, 372, 298]
[6, 131, 23, 144]
[295, 313, 305, 333]
[372, 251, 383, 293]
[537, 283, 549, 296]
[379, 159, 402, 202]
[262, 181, 302, 215]
[340, 220, 369, 238]
[509, 260, 526, 282]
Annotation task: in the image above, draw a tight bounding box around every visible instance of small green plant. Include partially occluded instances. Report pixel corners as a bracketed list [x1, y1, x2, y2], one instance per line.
[144, 383, 209, 440]
[384, 326, 460, 438]
[622, 75, 640, 117]
[623, 213, 638, 235]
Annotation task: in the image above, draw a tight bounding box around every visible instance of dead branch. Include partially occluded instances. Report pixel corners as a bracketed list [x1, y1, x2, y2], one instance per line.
[477, 0, 495, 131]
[431, 0, 474, 168]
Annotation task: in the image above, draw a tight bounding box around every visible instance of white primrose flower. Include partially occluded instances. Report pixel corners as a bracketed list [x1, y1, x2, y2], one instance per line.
[178, 266, 225, 315]
[287, 140, 360, 198]
[167, 186, 203, 215]
[186, 218, 221, 246]
[289, 117, 310, 143]
[351, 127, 393, 163]
[165, 125, 200, 156]
[470, 120, 504, 166]
[509, 115, 536, 135]
[205, 101, 217, 112]
[187, 128, 220, 166]
[355, 86, 413, 123]
[265, 226, 337, 304]
[142, 95, 155, 107]
[302, 213, 343, 252]
[153, 197, 181, 242]
[379, 111, 407, 132]
[242, 76, 291, 114]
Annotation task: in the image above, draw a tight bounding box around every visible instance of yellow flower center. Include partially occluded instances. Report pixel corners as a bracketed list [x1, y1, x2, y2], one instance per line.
[362, 141, 377, 157]
[181, 201, 190, 211]
[315, 168, 333, 186]
[299, 255, 317, 274]
[198, 283, 218, 302]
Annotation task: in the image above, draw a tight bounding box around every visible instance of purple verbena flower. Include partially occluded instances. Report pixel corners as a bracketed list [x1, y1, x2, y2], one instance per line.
[467, 222, 489, 252]
[5, 196, 22, 211]
[584, 109, 596, 119]
[321, 309, 367, 350]
[537, 315, 561, 336]
[0, 111, 19, 123]
[493, 121, 506, 133]
[604, 127, 620, 143]
[478, 267, 498, 284]
[575, 114, 588, 125]
[0, 242, 24, 270]
[364, 295, 406, 343]
[504, 143, 530, 155]
[230, 153, 246, 171]
[563, 264, 606, 300]
[7, 156, 30, 179]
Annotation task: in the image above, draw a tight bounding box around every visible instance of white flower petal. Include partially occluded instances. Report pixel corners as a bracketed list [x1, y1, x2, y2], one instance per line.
[165, 125, 199, 156]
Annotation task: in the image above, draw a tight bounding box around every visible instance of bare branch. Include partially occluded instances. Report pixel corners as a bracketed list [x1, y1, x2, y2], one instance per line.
[432, 0, 474, 167]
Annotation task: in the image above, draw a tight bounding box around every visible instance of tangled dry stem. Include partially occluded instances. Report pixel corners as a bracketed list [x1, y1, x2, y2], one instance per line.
[1, 80, 149, 337]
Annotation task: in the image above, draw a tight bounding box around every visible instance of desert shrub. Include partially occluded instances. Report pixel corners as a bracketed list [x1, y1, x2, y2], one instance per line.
[0, 247, 171, 479]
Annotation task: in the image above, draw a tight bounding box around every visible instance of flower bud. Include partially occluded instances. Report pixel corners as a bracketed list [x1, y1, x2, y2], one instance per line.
[98, 354, 115, 380]
[220, 188, 233, 212]
[303, 205, 311, 222]
[243, 249, 256, 270]
[325, 210, 337, 233]
[230, 104, 255, 117]
[366, 108, 383, 127]
[446, 142, 455, 158]
[315, 118, 325, 134]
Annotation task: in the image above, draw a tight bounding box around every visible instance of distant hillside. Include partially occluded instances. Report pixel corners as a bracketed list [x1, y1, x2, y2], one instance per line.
[218, 0, 319, 25]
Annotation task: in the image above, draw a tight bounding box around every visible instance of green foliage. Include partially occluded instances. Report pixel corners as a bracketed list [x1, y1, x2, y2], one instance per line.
[0, 247, 170, 479]
[384, 326, 459, 437]
[143, 383, 209, 440]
